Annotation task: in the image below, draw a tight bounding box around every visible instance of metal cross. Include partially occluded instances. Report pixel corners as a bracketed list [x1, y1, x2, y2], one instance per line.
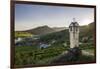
[73, 18, 76, 22]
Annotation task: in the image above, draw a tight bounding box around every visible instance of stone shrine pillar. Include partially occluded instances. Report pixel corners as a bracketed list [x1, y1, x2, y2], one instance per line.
[67, 18, 81, 61]
[69, 18, 79, 48]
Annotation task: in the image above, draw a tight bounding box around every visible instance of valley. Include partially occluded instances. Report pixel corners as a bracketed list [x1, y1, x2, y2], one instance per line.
[14, 22, 95, 66]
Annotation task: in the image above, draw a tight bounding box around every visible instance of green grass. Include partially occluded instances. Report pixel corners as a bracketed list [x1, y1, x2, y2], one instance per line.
[85, 49, 94, 53]
[15, 46, 37, 52]
[15, 32, 32, 38]
[15, 43, 95, 66]
[15, 44, 95, 66]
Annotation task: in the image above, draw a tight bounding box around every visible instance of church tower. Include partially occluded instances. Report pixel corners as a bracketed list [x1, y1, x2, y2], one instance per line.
[69, 18, 79, 48]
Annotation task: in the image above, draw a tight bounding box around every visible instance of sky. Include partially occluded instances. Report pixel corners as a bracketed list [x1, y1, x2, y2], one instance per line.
[15, 4, 94, 31]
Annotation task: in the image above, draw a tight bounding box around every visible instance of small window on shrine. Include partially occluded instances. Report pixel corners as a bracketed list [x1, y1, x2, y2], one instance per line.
[70, 26, 72, 31]
[76, 26, 78, 31]
[76, 28, 77, 31]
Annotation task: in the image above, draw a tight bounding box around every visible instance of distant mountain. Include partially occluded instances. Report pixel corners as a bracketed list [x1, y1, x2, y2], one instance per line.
[16, 25, 67, 35]
[20, 25, 55, 35]
[53, 27, 67, 32]
[16, 22, 95, 39]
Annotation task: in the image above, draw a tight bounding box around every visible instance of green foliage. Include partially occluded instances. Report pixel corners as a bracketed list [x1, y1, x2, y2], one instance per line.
[79, 44, 95, 50]
[15, 44, 69, 65]
[39, 29, 69, 43]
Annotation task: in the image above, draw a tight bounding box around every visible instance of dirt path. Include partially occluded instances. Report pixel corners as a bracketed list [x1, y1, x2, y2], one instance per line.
[82, 50, 94, 56]
[62, 50, 94, 56]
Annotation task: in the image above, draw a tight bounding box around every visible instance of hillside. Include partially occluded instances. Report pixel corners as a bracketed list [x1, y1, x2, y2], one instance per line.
[52, 27, 67, 32]
[17, 25, 55, 35]
[79, 22, 95, 42]
[39, 22, 95, 44]
[15, 22, 95, 43]
[39, 29, 69, 44]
